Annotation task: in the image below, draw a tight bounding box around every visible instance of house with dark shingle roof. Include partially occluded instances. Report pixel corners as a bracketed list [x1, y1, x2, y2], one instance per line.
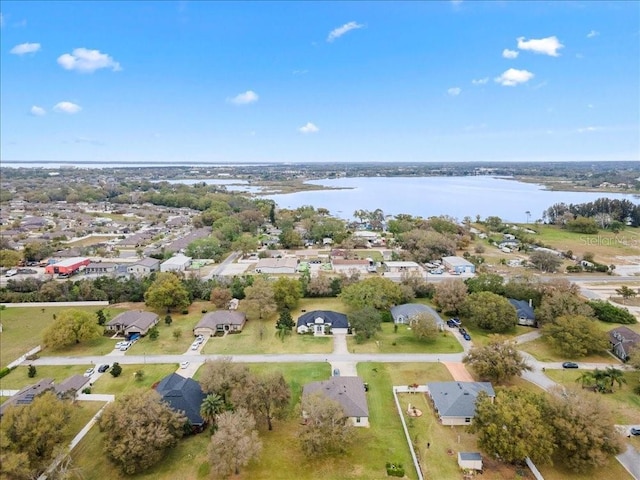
[426, 381, 495, 426]
[106, 310, 159, 338]
[0, 378, 54, 416]
[296, 310, 349, 335]
[508, 299, 537, 327]
[303, 376, 369, 427]
[194, 310, 246, 336]
[54, 374, 90, 399]
[155, 373, 207, 431]
[609, 326, 640, 362]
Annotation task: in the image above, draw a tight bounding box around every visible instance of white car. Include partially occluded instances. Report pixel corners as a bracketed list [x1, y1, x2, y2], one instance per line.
[190, 343, 200, 350]
[180, 361, 190, 369]
[83, 367, 95, 377]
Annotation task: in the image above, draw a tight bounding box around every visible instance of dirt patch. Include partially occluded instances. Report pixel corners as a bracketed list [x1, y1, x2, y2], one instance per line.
[442, 362, 474, 381]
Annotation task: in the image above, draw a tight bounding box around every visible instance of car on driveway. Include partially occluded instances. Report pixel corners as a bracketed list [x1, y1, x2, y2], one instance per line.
[562, 362, 579, 369]
[83, 367, 95, 377]
[180, 361, 190, 369]
[463, 333, 471, 341]
[630, 427, 640, 436]
[97, 364, 110, 373]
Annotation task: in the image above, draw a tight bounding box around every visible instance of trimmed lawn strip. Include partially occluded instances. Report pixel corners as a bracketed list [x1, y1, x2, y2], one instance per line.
[90, 364, 179, 395]
[545, 369, 640, 424]
[0, 365, 89, 390]
[0, 305, 124, 367]
[347, 322, 463, 354]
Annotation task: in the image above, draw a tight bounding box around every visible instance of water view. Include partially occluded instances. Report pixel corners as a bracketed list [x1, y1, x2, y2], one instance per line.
[263, 176, 639, 222]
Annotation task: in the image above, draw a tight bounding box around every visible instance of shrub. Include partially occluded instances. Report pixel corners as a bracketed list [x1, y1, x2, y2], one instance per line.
[386, 462, 405, 477]
[181, 309, 189, 315]
[110, 362, 122, 377]
[0, 366, 14, 379]
[588, 300, 637, 324]
[27, 365, 37, 378]
[201, 309, 207, 314]
[82, 387, 91, 394]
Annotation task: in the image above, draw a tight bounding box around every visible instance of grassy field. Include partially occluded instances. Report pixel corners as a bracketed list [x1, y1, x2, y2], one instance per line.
[0, 364, 89, 390]
[65, 235, 119, 247]
[130, 306, 203, 355]
[545, 369, 640, 424]
[519, 337, 619, 363]
[90, 364, 179, 395]
[0, 305, 125, 367]
[346, 322, 463, 354]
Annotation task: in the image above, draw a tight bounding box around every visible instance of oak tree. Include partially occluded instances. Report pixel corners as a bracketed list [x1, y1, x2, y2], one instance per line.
[43, 309, 103, 349]
[543, 315, 608, 358]
[233, 372, 291, 431]
[461, 291, 517, 333]
[300, 392, 354, 456]
[433, 279, 468, 315]
[272, 276, 303, 311]
[340, 277, 406, 310]
[144, 272, 191, 313]
[348, 306, 382, 343]
[537, 290, 593, 325]
[200, 357, 250, 405]
[242, 277, 276, 320]
[463, 337, 531, 383]
[411, 312, 440, 341]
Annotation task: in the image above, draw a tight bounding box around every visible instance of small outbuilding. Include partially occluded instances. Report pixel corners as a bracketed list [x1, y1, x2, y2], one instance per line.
[458, 452, 483, 471]
[160, 253, 192, 272]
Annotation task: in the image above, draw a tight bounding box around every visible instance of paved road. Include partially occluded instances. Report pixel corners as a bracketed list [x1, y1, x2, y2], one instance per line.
[204, 251, 241, 279]
[617, 444, 640, 480]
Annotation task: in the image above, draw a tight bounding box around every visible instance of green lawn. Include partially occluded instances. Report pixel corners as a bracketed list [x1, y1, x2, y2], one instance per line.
[519, 337, 619, 363]
[457, 322, 532, 348]
[545, 369, 640, 424]
[131, 308, 203, 355]
[0, 365, 89, 390]
[0, 305, 124, 367]
[347, 322, 463, 354]
[89, 363, 179, 395]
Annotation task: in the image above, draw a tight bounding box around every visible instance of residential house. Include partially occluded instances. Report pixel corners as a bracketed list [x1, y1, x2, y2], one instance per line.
[508, 299, 536, 327]
[0, 378, 54, 416]
[441, 256, 476, 274]
[390, 304, 444, 329]
[297, 310, 349, 335]
[255, 257, 298, 274]
[302, 376, 369, 427]
[127, 257, 160, 277]
[193, 311, 246, 336]
[85, 262, 119, 275]
[155, 373, 207, 431]
[161, 253, 192, 272]
[165, 227, 212, 254]
[426, 381, 495, 426]
[609, 326, 640, 362]
[54, 374, 90, 399]
[106, 311, 159, 338]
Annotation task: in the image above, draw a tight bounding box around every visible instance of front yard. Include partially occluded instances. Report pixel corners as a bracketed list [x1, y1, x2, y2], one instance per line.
[519, 337, 619, 364]
[347, 322, 463, 354]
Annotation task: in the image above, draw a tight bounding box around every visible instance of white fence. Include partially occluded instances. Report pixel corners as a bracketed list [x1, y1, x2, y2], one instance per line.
[1, 301, 109, 308]
[392, 385, 428, 480]
[7, 345, 42, 369]
[525, 457, 545, 480]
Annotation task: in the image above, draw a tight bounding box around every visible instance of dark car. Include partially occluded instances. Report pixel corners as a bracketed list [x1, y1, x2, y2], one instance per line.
[562, 362, 579, 369]
[463, 333, 471, 341]
[458, 327, 467, 335]
[97, 364, 110, 373]
[630, 427, 640, 436]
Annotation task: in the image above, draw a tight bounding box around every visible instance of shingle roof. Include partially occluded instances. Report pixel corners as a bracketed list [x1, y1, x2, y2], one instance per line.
[195, 311, 246, 330]
[155, 373, 206, 426]
[54, 374, 90, 395]
[427, 382, 495, 418]
[107, 311, 158, 330]
[303, 376, 368, 418]
[390, 304, 444, 325]
[0, 378, 54, 416]
[297, 310, 349, 329]
[508, 299, 535, 320]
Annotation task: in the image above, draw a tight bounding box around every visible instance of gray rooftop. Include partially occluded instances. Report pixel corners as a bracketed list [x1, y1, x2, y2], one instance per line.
[390, 304, 444, 325]
[195, 310, 246, 330]
[303, 376, 368, 418]
[107, 310, 158, 330]
[427, 382, 495, 418]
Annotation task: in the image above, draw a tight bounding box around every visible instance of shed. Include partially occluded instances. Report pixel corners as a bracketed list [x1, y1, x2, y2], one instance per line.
[458, 452, 483, 471]
[160, 253, 192, 272]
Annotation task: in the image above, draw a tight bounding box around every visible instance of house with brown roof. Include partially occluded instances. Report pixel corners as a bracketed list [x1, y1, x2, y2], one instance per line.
[255, 257, 298, 274]
[609, 326, 640, 362]
[302, 376, 369, 427]
[194, 311, 246, 336]
[106, 311, 159, 338]
[54, 374, 90, 399]
[0, 378, 54, 416]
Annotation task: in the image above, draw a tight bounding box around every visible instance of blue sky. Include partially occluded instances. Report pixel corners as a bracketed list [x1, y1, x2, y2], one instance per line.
[1, 1, 638, 164]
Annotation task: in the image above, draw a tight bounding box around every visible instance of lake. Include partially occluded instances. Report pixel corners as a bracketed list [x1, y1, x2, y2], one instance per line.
[262, 176, 639, 222]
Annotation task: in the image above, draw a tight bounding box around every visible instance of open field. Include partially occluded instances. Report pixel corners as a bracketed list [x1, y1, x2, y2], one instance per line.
[90, 364, 179, 395]
[519, 337, 620, 363]
[545, 369, 640, 425]
[64, 235, 119, 248]
[0, 305, 124, 367]
[347, 322, 463, 354]
[0, 364, 89, 390]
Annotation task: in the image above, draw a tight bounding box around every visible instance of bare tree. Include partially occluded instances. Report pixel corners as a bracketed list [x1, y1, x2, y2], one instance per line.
[300, 393, 354, 456]
[208, 408, 262, 478]
[199, 357, 250, 405]
[233, 372, 291, 431]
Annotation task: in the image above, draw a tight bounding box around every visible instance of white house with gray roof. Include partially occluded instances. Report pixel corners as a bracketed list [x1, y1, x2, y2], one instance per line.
[390, 303, 444, 329]
[426, 381, 495, 426]
[302, 376, 369, 427]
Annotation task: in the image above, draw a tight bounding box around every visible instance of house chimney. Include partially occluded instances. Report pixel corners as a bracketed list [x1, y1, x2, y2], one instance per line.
[529, 299, 532, 308]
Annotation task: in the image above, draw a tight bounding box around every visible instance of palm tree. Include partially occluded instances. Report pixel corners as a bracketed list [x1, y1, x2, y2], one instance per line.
[200, 393, 225, 428]
[525, 211, 531, 224]
[604, 367, 626, 393]
[576, 371, 595, 389]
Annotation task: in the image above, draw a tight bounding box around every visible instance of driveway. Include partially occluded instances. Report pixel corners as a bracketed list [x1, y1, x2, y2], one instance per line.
[616, 443, 640, 480]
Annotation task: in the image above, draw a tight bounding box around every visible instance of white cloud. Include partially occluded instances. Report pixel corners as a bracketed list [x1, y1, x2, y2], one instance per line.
[517, 36, 564, 56]
[471, 77, 489, 85]
[494, 68, 534, 86]
[577, 126, 601, 133]
[587, 30, 599, 38]
[327, 21, 363, 42]
[30, 105, 46, 116]
[447, 87, 461, 96]
[502, 48, 519, 59]
[10, 42, 41, 55]
[57, 48, 121, 73]
[53, 101, 82, 114]
[298, 122, 319, 134]
[0, 13, 5, 28]
[227, 90, 259, 105]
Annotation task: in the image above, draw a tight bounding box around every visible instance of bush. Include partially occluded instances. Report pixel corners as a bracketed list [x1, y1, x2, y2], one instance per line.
[181, 309, 189, 315]
[82, 387, 91, 394]
[566, 265, 583, 273]
[386, 462, 405, 477]
[27, 365, 36, 378]
[201, 309, 207, 314]
[588, 300, 637, 324]
[0, 366, 14, 379]
[110, 362, 122, 377]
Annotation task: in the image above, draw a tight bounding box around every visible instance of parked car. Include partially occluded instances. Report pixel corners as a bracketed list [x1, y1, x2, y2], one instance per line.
[562, 362, 579, 369]
[84, 367, 95, 377]
[97, 364, 110, 373]
[449, 317, 461, 327]
[180, 361, 190, 369]
[333, 369, 340, 377]
[430, 269, 443, 275]
[463, 333, 471, 341]
[630, 427, 640, 436]
[191, 343, 200, 350]
[5, 269, 18, 277]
